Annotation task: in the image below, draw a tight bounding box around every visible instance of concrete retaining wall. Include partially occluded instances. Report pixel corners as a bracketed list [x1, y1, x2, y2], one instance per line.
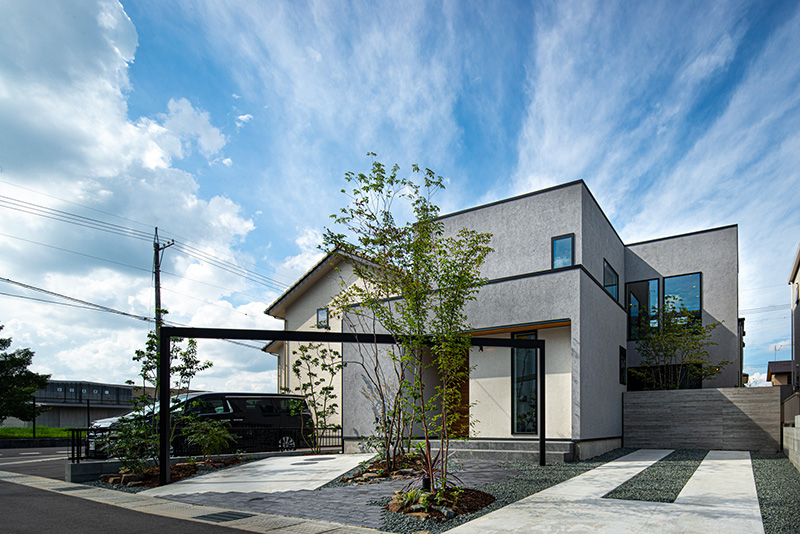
[784, 415, 800, 473]
[624, 387, 780, 452]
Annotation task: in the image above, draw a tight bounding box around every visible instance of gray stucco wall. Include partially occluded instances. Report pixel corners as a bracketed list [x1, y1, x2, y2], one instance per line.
[625, 226, 740, 387]
[439, 183, 583, 280]
[578, 274, 627, 440]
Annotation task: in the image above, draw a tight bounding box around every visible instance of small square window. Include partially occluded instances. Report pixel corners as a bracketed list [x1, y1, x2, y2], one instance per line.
[93, 390, 98, 394]
[317, 308, 329, 329]
[82, 389, 87, 393]
[552, 234, 574, 269]
[56, 387, 63, 392]
[69, 388, 75, 393]
[104, 390, 110, 395]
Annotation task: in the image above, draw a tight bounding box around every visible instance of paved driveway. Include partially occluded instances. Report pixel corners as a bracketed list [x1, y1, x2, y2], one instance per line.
[141, 453, 375, 497]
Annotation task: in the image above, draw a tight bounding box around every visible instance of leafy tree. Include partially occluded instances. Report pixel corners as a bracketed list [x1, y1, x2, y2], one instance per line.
[632, 296, 727, 390]
[284, 343, 344, 453]
[323, 154, 492, 489]
[0, 324, 50, 424]
[111, 318, 210, 468]
[183, 416, 238, 462]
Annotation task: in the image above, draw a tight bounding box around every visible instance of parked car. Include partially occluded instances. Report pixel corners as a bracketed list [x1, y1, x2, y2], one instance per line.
[87, 392, 313, 457]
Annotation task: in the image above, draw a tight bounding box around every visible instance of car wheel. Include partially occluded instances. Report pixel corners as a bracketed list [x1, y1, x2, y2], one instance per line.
[278, 435, 296, 451]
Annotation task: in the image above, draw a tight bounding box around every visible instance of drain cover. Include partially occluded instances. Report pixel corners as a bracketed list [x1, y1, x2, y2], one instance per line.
[194, 511, 256, 523]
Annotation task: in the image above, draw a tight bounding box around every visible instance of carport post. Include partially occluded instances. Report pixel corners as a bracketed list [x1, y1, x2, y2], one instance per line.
[539, 344, 545, 466]
[158, 332, 171, 486]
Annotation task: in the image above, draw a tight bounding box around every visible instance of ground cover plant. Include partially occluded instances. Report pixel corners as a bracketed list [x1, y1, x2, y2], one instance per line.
[0, 426, 71, 438]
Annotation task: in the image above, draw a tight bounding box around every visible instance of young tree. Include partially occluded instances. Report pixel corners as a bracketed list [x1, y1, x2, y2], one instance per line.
[632, 296, 727, 390]
[0, 323, 50, 424]
[323, 154, 492, 489]
[285, 343, 344, 453]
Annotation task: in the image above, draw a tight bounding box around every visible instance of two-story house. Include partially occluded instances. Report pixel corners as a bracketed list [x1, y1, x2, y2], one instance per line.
[265, 180, 742, 460]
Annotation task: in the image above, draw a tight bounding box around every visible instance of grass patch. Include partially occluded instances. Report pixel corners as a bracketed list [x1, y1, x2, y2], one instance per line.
[751, 452, 800, 534]
[0, 426, 72, 438]
[603, 449, 707, 503]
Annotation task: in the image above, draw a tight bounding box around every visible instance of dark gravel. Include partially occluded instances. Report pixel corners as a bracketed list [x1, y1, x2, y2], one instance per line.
[751, 452, 800, 534]
[603, 449, 707, 503]
[381, 448, 637, 534]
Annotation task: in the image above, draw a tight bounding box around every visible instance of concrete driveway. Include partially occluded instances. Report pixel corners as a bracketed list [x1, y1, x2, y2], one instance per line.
[141, 453, 375, 497]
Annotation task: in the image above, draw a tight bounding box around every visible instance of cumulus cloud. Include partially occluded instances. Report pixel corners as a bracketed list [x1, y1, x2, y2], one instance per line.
[0, 0, 271, 392]
[281, 228, 325, 274]
[235, 114, 253, 128]
[745, 372, 770, 388]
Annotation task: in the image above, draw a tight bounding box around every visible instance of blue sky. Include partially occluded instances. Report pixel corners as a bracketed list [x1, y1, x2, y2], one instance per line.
[0, 0, 798, 391]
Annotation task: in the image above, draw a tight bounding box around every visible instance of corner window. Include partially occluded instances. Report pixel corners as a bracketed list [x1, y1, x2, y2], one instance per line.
[664, 273, 701, 324]
[627, 279, 659, 340]
[603, 260, 618, 300]
[551, 234, 574, 269]
[512, 332, 538, 434]
[316, 308, 329, 329]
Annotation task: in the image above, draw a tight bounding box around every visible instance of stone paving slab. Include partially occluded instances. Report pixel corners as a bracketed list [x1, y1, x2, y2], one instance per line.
[447, 449, 764, 534]
[141, 453, 376, 497]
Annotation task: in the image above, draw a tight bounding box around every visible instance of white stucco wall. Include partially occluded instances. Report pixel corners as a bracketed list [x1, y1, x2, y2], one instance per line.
[469, 326, 572, 439]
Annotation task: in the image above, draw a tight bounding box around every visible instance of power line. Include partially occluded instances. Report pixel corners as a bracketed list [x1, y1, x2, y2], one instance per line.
[0, 277, 151, 322]
[740, 304, 787, 314]
[0, 292, 109, 312]
[0, 194, 289, 292]
[0, 179, 296, 285]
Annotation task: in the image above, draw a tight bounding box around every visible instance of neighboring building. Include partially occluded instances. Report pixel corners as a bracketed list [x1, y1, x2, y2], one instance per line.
[767, 360, 793, 386]
[2, 380, 134, 428]
[266, 180, 743, 459]
[789, 243, 800, 390]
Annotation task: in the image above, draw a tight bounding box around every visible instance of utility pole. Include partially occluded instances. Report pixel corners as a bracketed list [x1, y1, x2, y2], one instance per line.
[153, 228, 174, 400]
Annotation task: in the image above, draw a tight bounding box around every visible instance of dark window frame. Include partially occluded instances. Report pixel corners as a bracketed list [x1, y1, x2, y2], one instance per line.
[551, 233, 575, 270]
[626, 278, 660, 341]
[316, 307, 329, 329]
[603, 259, 619, 301]
[663, 272, 703, 318]
[511, 331, 539, 436]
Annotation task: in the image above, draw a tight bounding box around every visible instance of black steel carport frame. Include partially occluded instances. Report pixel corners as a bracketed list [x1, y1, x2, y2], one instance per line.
[158, 326, 546, 485]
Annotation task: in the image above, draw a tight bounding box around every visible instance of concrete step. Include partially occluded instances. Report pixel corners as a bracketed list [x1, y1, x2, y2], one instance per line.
[417, 439, 575, 463]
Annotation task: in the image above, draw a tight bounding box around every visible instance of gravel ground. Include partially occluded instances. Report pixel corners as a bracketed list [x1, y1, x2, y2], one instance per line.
[751, 452, 800, 534]
[381, 448, 637, 534]
[603, 449, 707, 503]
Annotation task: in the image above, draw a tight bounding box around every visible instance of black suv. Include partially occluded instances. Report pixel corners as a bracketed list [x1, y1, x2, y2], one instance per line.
[88, 392, 313, 457]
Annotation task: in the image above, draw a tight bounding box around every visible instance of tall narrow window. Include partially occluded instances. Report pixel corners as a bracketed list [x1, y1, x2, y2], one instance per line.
[316, 307, 329, 329]
[664, 273, 701, 324]
[603, 260, 619, 300]
[512, 332, 538, 434]
[619, 346, 627, 386]
[627, 279, 659, 340]
[551, 234, 574, 269]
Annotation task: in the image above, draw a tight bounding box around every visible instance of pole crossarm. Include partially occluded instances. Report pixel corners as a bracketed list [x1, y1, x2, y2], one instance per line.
[157, 326, 545, 485]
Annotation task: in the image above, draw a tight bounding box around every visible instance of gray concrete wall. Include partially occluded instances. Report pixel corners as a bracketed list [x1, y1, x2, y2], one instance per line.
[439, 182, 583, 280]
[785, 415, 800, 474]
[625, 226, 740, 387]
[624, 387, 780, 451]
[580, 186, 625, 295]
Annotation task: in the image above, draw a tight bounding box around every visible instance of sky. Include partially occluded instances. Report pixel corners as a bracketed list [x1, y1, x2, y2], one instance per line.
[0, 0, 798, 392]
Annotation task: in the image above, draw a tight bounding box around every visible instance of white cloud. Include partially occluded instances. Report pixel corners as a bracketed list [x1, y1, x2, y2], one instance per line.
[235, 113, 253, 128]
[0, 0, 271, 392]
[281, 228, 325, 274]
[745, 372, 771, 388]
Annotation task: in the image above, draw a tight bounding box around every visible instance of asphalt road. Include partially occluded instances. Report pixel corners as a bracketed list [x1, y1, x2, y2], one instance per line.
[0, 446, 69, 480]
[0, 479, 254, 534]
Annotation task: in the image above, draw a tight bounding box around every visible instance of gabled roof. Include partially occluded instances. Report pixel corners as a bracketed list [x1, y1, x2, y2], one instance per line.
[767, 360, 793, 381]
[264, 249, 368, 320]
[264, 251, 342, 320]
[790, 242, 800, 284]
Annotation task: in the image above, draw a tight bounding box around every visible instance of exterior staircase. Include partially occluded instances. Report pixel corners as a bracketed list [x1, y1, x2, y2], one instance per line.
[420, 439, 574, 463]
